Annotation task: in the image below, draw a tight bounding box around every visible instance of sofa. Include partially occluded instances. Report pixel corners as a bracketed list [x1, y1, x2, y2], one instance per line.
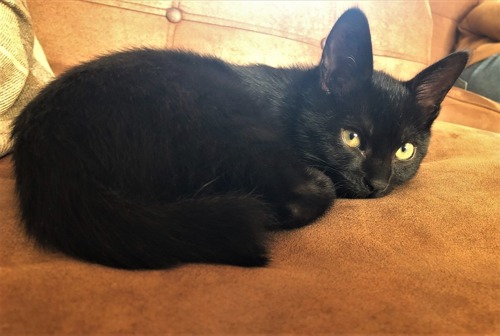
[1, 0, 499, 334]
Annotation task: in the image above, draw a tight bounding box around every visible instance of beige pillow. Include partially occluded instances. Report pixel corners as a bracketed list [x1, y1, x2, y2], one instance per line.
[0, 0, 53, 157]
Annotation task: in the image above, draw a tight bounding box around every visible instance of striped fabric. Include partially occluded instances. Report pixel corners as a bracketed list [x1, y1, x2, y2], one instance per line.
[0, 0, 52, 157]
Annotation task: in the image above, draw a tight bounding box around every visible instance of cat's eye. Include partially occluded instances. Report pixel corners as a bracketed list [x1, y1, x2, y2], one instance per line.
[341, 129, 361, 148]
[395, 143, 416, 161]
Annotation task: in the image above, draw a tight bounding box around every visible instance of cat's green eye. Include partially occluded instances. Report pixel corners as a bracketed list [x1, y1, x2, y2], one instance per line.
[341, 129, 361, 148]
[395, 143, 416, 161]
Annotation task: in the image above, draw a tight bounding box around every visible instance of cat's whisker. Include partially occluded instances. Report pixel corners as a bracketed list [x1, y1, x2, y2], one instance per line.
[303, 152, 343, 175]
[192, 177, 219, 197]
[302, 153, 355, 194]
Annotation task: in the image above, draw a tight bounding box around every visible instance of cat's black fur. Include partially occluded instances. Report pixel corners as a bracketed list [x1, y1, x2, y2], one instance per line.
[11, 9, 467, 269]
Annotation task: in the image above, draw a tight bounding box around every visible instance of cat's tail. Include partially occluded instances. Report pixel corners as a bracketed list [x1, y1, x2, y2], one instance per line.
[13, 165, 271, 269]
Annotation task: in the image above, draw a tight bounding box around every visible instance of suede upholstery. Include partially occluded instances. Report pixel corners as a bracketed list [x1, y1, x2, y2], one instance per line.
[1, 0, 499, 334]
[1, 121, 499, 334]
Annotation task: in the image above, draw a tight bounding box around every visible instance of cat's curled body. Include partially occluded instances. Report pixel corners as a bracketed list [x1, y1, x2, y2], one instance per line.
[12, 9, 467, 269]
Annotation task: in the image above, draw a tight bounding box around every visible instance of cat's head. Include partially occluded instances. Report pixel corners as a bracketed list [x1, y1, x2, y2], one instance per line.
[298, 8, 468, 198]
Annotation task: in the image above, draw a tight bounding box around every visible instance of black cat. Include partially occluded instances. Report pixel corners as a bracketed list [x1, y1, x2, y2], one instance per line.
[11, 9, 467, 269]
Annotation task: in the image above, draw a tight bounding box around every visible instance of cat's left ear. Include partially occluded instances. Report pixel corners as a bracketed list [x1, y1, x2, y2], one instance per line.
[407, 52, 469, 123]
[320, 8, 373, 95]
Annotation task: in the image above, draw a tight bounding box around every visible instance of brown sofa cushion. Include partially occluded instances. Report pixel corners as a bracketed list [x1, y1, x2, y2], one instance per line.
[439, 87, 500, 133]
[455, 0, 500, 66]
[429, 0, 478, 63]
[1, 120, 498, 334]
[29, 0, 432, 78]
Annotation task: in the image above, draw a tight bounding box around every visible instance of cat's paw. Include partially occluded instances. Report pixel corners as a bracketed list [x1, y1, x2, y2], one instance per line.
[277, 168, 336, 229]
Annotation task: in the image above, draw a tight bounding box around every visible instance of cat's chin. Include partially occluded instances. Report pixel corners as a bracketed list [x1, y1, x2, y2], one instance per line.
[367, 188, 392, 199]
[335, 186, 393, 199]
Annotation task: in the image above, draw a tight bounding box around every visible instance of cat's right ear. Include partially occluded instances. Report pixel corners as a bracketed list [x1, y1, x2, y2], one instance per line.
[319, 8, 374, 96]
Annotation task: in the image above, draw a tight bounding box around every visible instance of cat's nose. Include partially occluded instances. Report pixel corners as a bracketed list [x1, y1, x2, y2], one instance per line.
[363, 178, 389, 193]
